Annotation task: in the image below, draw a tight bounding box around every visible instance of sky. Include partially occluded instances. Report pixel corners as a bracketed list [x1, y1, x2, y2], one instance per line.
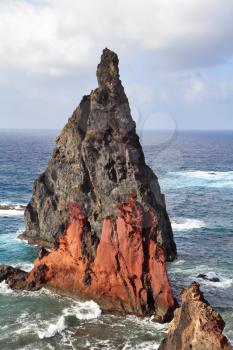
[0, 0, 233, 131]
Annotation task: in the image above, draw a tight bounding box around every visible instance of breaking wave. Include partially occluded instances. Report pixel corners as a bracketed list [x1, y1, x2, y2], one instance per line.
[195, 271, 233, 289]
[38, 300, 101, 339]
[0, 202, 25, 217]
[38, 316, 66, 339]
[63, 300, 102, 320]
[171, 218, 205, 231]
[164, 170, 233, 189]
[0, 281, 13, 294]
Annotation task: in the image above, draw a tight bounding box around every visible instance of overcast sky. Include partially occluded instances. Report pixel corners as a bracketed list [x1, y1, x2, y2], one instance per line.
[0, 0, 233, 130]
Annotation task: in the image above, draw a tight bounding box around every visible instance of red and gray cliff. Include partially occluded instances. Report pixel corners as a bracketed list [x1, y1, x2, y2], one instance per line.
[16, 48, 178, 320]
[21, 48, 176, 262]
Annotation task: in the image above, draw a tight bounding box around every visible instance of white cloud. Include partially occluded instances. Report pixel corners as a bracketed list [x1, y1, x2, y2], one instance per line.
[184, 75, 206, 102]
[0, 0, 233, 75]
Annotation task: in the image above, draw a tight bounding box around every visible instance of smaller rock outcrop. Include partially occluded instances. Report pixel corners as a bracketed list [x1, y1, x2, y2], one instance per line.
[197, 273, 220, 282]
[159, 282, 232, 350]
[0, 265, 28, 290]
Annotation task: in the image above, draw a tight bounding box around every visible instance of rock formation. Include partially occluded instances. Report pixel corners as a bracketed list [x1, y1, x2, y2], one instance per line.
[1, 49, 232, 347]
[14, 48, 178, 320]
[159, 282, 233, 350]
[25, 194, 177, 320]
[20, 48, 176, 262]
[0, 265, 27, 289]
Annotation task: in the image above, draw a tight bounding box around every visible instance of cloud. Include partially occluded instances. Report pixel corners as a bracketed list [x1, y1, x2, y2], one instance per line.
[183, 75, 206, 102]
[0, 0, 233, 76]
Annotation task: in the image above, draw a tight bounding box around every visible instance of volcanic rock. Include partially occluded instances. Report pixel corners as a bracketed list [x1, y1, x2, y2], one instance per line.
[21, 48, 176, 262]
[16, 48, 178, 320]
[27, 194, 177, 321]
[0, 265, 28, 290]
[159, 281, 232, 350]
[197, 273, 220, 282]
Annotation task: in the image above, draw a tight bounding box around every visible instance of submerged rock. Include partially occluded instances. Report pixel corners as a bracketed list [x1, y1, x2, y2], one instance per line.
[20, 48, 176, 262]
[197, 273, 220, 282]
[159, 282, 232, 350]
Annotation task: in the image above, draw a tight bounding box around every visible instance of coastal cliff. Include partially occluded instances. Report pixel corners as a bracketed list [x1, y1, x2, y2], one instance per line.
[20, 48, 176, 262]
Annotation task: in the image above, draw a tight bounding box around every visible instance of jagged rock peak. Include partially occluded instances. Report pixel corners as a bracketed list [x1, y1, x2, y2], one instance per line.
[21, 47, 177, 264]
[159, 282, 232, 350]
[11, 47, 178, 320]
[96, 48, 120, 88]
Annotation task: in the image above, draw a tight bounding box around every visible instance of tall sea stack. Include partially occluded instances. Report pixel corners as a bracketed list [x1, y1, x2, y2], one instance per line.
[19, 48, 177, 321]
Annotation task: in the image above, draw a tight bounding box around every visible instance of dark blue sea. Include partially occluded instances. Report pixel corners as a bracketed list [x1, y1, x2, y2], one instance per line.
[0, 129, 232, 349]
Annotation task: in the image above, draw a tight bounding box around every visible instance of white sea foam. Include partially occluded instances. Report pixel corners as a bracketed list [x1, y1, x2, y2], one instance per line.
[38, 315, 66, 339]
[37, 300, 101, 339]
[0, 281, 13, 294]
[173, 259, 186, 265]
[196, 271, 233, 289]
[0, 202, 25, 216]
[0, 209, 24, 217]
[171, 218, 205, 231]
[122, 341, 160, 350]
[12, 262, 34, 272]
[178, 170, 233, 181]
[63, 300, 101, 320]
[163, 170, 233, 190]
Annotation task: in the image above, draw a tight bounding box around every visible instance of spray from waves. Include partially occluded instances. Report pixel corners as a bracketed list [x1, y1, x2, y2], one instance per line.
[163, 170, 233, 189]
[38, 300, 101, 339]
[0, 202, 25, 217]
[195, 271, 233, 289]
[171, 218, 205, 231]
[63, 300, 101, 320]
[38, 316, 66, 339]
[12, 262, 34, 272]
[0, 281, 13, 294]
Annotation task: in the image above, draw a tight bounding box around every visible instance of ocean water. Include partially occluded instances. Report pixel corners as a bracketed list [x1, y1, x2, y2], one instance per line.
[0, 129, 232, 349]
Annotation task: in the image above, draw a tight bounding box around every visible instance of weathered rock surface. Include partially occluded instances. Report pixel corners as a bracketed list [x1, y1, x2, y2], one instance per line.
[12, 48, 178, 320]
[26, 194, 177, 320]
[159, 282, 232, 350]
[0, 265, 28, 290]
[20, 48, 176, 262]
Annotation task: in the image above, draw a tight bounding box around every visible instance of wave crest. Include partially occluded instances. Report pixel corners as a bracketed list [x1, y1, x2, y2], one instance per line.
[171, 218, 205, 231]
[164, 170, 233, 189]
[0, 203, 25, 217]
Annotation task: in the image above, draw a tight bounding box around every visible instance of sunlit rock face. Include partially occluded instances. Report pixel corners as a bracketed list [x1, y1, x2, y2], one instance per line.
[159, 282, 233, 350]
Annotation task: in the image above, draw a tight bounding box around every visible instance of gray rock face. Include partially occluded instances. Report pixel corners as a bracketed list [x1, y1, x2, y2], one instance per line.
[21, 48, 176, 261]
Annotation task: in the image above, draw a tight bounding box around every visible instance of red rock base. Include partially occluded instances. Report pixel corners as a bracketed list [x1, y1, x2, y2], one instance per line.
[27, 194, 177, 321]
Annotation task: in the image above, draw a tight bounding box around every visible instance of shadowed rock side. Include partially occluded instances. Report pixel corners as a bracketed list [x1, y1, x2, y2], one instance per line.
[20, 48, 176, 262]
[24, 194, 177, 321]
[159, 282, 233, 350]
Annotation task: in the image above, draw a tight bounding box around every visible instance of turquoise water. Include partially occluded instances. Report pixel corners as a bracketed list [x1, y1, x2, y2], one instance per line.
[0, 130, 232, 349]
